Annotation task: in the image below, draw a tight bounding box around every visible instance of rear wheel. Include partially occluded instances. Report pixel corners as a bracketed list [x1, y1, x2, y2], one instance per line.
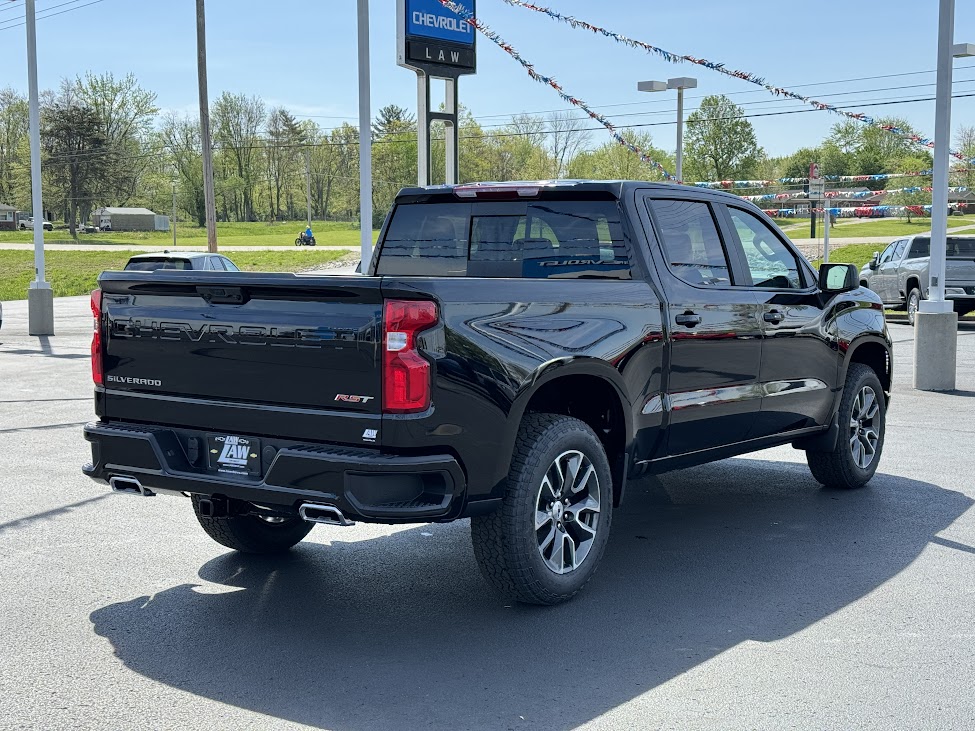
[471, 414, 613, 605]
[907, 287, 922, 326]
[191, 495, 313, 553]
[806, 363, 886, 489]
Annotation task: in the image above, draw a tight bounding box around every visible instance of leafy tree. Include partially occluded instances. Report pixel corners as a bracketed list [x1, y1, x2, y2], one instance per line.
[161, 112, 207, 226]
[41, 93, 108, 235]
[684, 95, 762, 181]
[0, 88, 29, 206]
[265, 107, 305, 220]
[827, 117, 931, 185]
[886, 188, 931, 223]
[567, 131, 672, 181]
[373, 104, 415, 139]
[212, 92, 266, 221]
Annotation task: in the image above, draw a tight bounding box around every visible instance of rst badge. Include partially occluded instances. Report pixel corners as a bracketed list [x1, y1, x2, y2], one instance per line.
[335, 394, 375, 404]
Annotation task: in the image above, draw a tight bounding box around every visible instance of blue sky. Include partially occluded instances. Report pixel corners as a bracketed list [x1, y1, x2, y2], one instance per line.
[1, 0, 974, 161]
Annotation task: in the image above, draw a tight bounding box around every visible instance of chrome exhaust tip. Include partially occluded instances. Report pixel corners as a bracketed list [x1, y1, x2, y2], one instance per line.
[298, 503, 355, 527]
[109, 476, 155, 497]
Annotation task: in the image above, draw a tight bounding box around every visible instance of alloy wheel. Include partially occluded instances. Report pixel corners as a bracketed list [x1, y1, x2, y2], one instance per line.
[849, 386, 881, 470]
[534, 450, 601, 575]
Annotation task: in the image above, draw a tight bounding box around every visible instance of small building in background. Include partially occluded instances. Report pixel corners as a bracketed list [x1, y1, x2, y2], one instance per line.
[0, 203, 18, 231]
[91, 207, 169, 232]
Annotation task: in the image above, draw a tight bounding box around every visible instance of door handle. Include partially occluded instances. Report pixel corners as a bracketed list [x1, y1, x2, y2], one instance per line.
[763, 311, 785, 323]
[675, 313, 702, 327]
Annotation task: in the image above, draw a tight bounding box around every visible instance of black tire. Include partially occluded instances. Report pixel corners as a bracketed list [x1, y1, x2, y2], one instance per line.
[191, 495, 313, 553]
[295, 238, 302, 246]
[471, 413, 613, 605]
[806, 363, 886, 490]
[907, 287, 922, 326]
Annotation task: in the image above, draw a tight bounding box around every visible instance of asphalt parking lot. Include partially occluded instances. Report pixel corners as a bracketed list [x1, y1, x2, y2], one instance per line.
[1, 297, 974, 731]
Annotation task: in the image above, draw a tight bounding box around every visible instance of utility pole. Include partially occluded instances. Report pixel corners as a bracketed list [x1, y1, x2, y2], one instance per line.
[196, 0, 218, 253]
[22, 0, 53, 335]
[305, 148, 313, 230]
[357, 0, 373, 269]
[172, 181, 177, 248]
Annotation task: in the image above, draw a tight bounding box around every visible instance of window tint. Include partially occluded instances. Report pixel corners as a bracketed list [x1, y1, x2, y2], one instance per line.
[649, 199, 731, 286]
[376, 199, 630, 279]
[948, 237, 975, 257]
[377, 202, 470, 276]
[222, 257, 240, 272]
[123, 259, 192, 271]
[728, 208, 803, 289]
[879, 242, 897, 264]
[906, 238, 929, 259]
[893, 240, 908, 260]
[469, 201, 630, 279]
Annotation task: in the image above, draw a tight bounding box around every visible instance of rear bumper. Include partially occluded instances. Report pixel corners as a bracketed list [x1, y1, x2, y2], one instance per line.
[82, 421, 481, 523]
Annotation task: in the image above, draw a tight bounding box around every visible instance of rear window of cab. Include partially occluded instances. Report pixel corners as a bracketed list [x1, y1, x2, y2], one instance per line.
[376, 200, 631, 279]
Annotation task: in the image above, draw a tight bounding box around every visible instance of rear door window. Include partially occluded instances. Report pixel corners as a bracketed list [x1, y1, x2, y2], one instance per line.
[376, 199, 631, 279]
[648, 199, 733, 286]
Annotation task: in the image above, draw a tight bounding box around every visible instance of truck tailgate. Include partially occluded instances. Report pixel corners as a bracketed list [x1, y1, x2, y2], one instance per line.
[97, 272, 383, 445]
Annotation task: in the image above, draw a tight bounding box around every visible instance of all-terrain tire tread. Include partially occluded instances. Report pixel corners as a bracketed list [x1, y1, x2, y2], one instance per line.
[806, 363, 884, 489]
[471, 413, 610, 605]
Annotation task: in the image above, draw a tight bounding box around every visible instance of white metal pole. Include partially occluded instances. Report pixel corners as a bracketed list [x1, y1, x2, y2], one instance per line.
[927, 0, 955, 309]
[26, 0, 44, 285]
[357, 0, 373, 269]
[172, 181, 177, 248]
[24, 0, 53, 335]
[676, 87, 684, 181]
[823, 202, 830, 263]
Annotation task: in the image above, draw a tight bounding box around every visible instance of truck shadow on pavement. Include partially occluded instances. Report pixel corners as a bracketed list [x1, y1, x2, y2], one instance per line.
[90, 457, 972, 731]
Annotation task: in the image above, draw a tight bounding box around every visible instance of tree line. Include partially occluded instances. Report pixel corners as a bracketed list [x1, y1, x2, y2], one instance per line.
[1, 72, 973, 234]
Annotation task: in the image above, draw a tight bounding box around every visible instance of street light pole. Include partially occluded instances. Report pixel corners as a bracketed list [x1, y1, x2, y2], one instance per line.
[914, 0, 973, 391]
[172, 181, 177, 249]
[22, 0, 53, 335]
[676, 85, 684, 181]
[637, 77, 697, 182]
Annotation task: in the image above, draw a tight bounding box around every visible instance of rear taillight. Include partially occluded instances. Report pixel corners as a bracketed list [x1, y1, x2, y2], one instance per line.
[382, 299, 438, 413]
[90, 288, 103, 385]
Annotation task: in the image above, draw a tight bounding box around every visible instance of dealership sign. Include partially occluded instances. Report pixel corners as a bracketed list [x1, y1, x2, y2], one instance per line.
[398, 0, 477, 75]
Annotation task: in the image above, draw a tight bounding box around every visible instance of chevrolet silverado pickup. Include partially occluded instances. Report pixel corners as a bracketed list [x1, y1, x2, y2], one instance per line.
[860, 234, 975, 324]
[83, 181, 892, 605]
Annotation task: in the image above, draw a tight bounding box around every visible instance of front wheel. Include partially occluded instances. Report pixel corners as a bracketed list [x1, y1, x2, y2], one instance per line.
[471, 414, 613, 605]
[907, 287, 922, 326]
[295, 238, 302, 246]
[192, 495, 313, 553]
[806, 363, 886, 489]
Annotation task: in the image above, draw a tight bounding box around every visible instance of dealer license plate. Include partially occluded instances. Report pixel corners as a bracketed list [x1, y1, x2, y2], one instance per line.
[207, 434, 261, 477]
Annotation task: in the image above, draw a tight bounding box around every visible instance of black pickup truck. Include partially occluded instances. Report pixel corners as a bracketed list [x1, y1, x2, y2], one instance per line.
[84, 181, 892, 605]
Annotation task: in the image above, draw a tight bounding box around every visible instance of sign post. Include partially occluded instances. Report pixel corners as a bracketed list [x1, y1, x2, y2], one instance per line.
[398, 0, 477, 185]
[808, 164, 826, 261]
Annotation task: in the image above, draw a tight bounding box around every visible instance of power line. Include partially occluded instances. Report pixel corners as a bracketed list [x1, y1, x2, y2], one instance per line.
[0, 0, 106, 31]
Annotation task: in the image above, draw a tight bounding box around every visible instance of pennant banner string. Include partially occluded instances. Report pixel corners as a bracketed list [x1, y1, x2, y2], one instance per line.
[500, 0, 970, 163]
[433, 0, 676, 179]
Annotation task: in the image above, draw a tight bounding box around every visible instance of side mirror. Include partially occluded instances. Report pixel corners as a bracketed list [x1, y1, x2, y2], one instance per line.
[819, 263, 859, 294]
[868, 252, 880, 270]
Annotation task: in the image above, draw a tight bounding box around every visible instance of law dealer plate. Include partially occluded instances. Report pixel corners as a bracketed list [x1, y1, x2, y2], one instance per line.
[207, 434, 261, 477]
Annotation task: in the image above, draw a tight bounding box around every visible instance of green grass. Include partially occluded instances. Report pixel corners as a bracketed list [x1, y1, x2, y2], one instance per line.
[0, 249, 350, 301]
[785, 217, 975, 239]
[809, 244, 880, 270]
[0, 221, 380, 248]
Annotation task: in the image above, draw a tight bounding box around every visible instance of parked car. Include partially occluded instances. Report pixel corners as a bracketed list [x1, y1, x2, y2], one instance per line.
[20, 216, 53, 232]
[123, 251, 240, 272]
[84, 181, 892, 605]
[860, 235, 975, 324]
